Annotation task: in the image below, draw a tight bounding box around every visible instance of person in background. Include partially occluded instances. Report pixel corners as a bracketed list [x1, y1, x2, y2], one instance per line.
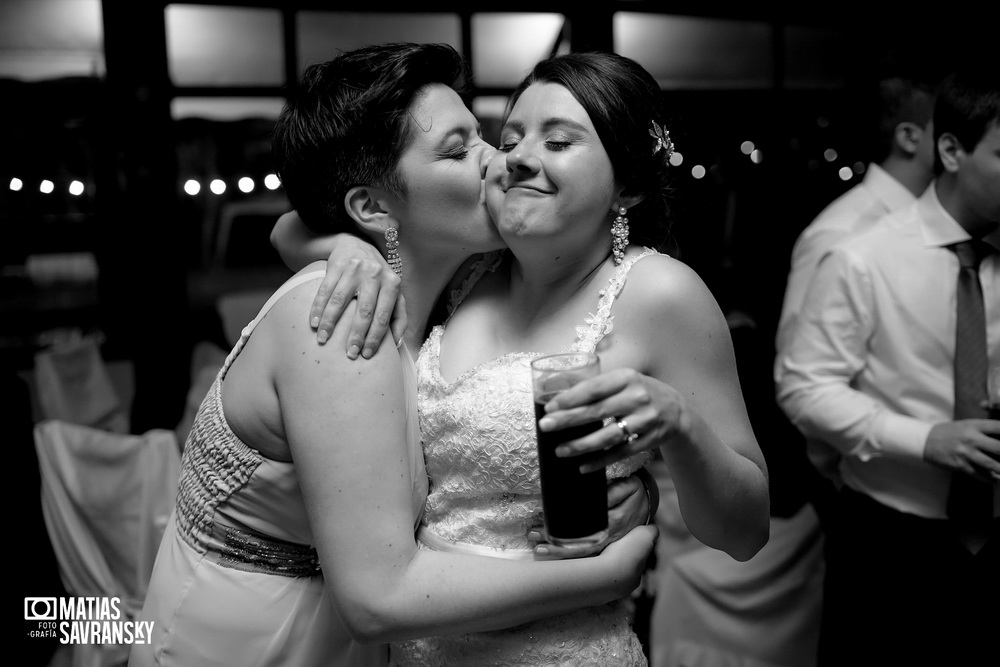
[776, 64, 1000, 666]
[776, 58, 940, 502]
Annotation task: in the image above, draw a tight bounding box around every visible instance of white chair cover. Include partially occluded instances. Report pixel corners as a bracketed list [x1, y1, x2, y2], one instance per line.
[34, 420, 180, 667]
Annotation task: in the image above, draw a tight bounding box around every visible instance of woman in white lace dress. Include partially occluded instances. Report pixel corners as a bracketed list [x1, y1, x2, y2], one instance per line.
[278, 51, 769, 666]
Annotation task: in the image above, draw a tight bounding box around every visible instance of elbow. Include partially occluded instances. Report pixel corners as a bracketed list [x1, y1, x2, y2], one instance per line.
[727, 521, 770, 562]
[710, 492, 771, 562]
[693, 512, 770, 563]
[338, 604, 397, 644]
[337, 594, 420, 644]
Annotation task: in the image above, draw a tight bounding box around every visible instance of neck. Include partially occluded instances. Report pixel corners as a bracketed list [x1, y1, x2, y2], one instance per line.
[881, 155, 933, 198]
[502, 235, 613, 325]
[934, 177, 1000, 238]
[397, 246, 470, 354]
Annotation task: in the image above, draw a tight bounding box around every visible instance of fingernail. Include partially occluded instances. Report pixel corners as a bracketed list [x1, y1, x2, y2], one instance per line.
[361, 347, 373, 359]
[555, 446, 569, 457]
[318, 330, 329, 344]
[310, 316, 320, 328]
[347, 345, 360, 359]
[527, 531, 541, 541]
[538, 417, 554, 431]
[535, 546, 549, 556]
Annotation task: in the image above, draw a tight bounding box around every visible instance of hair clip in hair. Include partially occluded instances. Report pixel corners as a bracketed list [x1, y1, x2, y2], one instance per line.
[649, 120, 674, 159]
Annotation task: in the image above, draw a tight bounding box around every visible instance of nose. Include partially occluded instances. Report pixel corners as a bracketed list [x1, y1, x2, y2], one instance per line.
[505, 142, 541, 175]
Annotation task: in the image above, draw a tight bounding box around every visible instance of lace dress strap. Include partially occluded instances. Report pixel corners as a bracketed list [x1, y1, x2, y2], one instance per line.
[220, 269, 327, 379]
[444, 250, 506, 319]
[570, 247, 660, 353]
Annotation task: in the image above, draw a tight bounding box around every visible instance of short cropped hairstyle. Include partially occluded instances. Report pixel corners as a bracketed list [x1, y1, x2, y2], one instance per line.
[933, 64, 1000, 175]
[871, 77, 937, 162]
[272, 42, 470, 234]
[505, 52, 674, 249]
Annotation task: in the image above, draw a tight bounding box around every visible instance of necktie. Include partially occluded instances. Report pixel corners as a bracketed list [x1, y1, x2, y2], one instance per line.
[946, 239, 995, 552]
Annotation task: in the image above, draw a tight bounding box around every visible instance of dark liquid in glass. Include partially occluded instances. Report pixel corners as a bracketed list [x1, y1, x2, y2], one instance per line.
[534, 400, 608, 542]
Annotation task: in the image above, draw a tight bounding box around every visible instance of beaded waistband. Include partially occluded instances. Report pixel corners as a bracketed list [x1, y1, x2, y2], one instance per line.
[216, 525, 321, 577]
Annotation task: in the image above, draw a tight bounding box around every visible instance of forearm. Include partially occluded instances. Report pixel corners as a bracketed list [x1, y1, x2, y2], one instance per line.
[342, 548, 627, 643]
[660, 411, 769, 561]
[270, 211, 341, 271]
[777, 361, 930, 461]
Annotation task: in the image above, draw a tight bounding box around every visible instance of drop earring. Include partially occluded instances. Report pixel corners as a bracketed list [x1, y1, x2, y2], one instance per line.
[611, 206, 629, 265]
[385, 227, 401, 276]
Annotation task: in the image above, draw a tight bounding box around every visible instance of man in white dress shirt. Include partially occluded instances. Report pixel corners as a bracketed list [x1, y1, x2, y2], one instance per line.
[776, 65, 1000, 666]
[776, 70, 939, 497]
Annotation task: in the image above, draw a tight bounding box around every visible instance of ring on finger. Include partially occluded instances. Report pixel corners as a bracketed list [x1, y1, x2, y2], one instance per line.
[615, 419, 639, 444]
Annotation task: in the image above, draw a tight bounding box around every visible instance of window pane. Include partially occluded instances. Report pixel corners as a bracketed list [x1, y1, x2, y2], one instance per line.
[615, 13, 773, 90]
[0, 0, 104, 81]
[298, 12, 461, 70]
[166, 5, 283, 86]
[170, 97, 286, 122]
[471, 13, 565, 88]
[472, 96, 509, 146]
[784, 25, 853, 89]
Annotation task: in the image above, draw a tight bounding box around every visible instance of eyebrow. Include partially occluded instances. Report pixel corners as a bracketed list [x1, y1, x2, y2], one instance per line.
[501, 117, 590, 135]
[432, 121, 478, 149]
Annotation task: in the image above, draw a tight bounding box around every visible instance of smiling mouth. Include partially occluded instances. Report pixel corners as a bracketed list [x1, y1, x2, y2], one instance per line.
[503, 184, 549, 194]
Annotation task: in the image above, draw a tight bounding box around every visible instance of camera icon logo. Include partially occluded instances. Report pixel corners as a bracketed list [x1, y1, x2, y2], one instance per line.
[25, 597, 58, 621]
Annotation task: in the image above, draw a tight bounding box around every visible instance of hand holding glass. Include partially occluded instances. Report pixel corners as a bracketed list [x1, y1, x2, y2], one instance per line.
[531, 352, 608, 548]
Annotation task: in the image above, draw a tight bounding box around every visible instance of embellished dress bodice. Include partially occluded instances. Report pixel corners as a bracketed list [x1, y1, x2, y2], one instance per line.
[134, 269, 426, 667]
[389, 250, 658, 667]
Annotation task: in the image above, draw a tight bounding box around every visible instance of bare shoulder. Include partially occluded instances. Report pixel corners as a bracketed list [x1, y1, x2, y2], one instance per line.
[619, 251, 719, 317]
[612, 250, 731, 357]
[614, 251, 737, 379]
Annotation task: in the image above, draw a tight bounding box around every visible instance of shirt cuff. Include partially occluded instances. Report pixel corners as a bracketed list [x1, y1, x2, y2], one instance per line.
[867, 411, 934, 460]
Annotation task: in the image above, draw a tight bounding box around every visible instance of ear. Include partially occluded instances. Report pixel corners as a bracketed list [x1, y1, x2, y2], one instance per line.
[937, 132, 963, 174]
[344, 185, 398, 236]
[894, 121, 925, 156]
[612, 192, 646, 215]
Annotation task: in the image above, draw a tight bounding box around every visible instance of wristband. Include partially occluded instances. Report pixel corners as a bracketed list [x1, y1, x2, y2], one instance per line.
[635, 466, 660, 525]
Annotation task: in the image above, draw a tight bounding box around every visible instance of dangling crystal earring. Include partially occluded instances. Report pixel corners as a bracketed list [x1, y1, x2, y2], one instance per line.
[611, 206, 629, 265]
[384, 227, 402, 276]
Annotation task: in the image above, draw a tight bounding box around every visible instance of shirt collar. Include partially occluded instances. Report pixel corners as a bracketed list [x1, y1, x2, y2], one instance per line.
[916, 183, 1000, 253]
[864, 162, 917, 212]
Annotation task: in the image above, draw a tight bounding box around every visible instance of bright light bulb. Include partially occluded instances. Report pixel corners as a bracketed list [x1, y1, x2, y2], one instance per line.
[238, 177, 255, 193]
[40, 180, 54, 194]
[69, 180, 85, 196]
[264, 174, 281, 190]
[210, 179, 226, 195]
[691, 165, 706, 180]
[184, 179, 201, 195]
[9, 177, 23, 191]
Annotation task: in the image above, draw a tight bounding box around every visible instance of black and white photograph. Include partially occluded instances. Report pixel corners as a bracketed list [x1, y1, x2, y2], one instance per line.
[4, 3, 997, 666]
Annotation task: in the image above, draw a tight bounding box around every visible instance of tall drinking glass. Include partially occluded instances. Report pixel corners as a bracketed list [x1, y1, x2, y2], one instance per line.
[530, 352, 608, 548]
